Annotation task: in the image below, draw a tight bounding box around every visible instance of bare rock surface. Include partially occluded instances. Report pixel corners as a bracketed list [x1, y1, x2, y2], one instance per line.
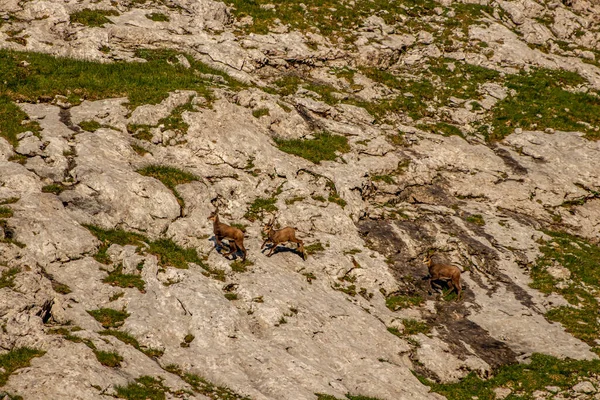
[1, 0, 600, 399]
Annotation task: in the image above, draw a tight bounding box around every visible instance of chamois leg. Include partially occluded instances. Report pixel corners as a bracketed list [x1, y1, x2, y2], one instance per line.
[236, 240, 247, 261]
[261, 239, 270, 250]
[267, 243, 277, 257]
[291, 238, 305, 259]
[225, 240, 238, 258]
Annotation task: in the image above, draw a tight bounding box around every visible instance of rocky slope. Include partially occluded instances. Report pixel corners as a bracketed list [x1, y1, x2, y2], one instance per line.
[1, 0, 600, 399]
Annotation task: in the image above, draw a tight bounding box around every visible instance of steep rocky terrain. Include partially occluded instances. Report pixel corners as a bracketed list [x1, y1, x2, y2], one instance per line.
[1, 0, 600, 399]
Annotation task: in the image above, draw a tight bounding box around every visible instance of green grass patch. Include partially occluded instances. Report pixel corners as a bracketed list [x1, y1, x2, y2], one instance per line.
[79, 120, 102, 132]
[305, 242, 325, 255]
[285, 196, 305, 205]
[98, 330, 161, 358]
[224, 293, 238, 301]
[244, 197, 278, 221]
[418, 122, 463, 137]
[0, 48, 243, 146]
[226, 0, 422, 40]
[465, 214, 485, 226]
[402, 319, 431, 335]
[530, 231, 600, 345]
[136, 164, 198, 207]
[115, 376, 167, 400]
[252, 107, 270, 118]
[0, 207, 13, 219]
[274, 132, 350, 164]
[85, 225, 223, 279]
[385, 294, 424, 311]
[131, 143, 150, 156]
[163, 364, 251, 399]
[0, 198, 19, 205]
[70, 9, 119, 27]
[103, 265, 145, 292]
[421, 353, 600, 400]
[490, 69, 600, 141]
[0, 267, 20, 289]
[41, 184, 67, 195]
[231, 259, 253, 273]
[87, 308, 130, 329]
[317, 394, 383, 400]
[146, 12, 169, 22]
[0, 347, 45, 387]
[94, 350, 123, 367]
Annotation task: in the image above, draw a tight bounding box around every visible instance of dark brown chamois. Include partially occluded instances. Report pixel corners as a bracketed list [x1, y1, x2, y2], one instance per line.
[423, 254, 462, 300]
[207, 210, 246, 261]
[261, 216, 305, 260]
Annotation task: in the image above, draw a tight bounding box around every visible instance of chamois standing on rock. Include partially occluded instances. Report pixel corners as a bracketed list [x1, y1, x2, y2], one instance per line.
[261, 216, 306, 260]
[423, 253, 462, 300]
[208, 209, 246, 261]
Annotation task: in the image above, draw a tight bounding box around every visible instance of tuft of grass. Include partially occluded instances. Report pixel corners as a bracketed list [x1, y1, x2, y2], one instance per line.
[115, 376, 167, 400]
[465, 214, 485, 226]
[99, 330, 161, 358]
[285, 196, 304, 205]
[103, 265, 145, 292]
[131, 143, 150, 156]
[148, 238, 203, 270]
[0, 267, 20, 289]
[230, 259, 253, 273]
[87, 308, 130, 329]
[316, 394, 384, 400]
[402, 319, 431, 335]
[79, 120, 102, 132]
[180, 334, 195, 348]
[530, 231, 600, 345]
[274, 132, 350, 164]
[305, 242, 325, 255]
[52, 282, 71, 295]
[421, 353, 600, 400]
[252, 107, 270, 118]
[417, 122, 463, 137]
[41, 184, 66, 195]
[385, 294, 424, 311]
[0, 207, 13, 218]
[0, 347, 46, 386]
[94, 350, 123, 368]
[244, 197, 278, 222]
[163, 364, 251, 399]
[224, 293, 238, 301]
[0, 198, 19, 205]
[70, 9, 120, 27]
[109, 292, 125, 302]
[136, 165, 198, 207]
[146, 12, 169, 22]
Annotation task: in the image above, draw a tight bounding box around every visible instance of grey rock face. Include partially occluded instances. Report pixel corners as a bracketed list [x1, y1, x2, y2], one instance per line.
[1, 0, 600, 399]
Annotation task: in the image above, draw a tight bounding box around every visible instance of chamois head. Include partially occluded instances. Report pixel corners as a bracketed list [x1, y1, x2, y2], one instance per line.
[263, 215, 276, 234]
[207, 208, 219, 222]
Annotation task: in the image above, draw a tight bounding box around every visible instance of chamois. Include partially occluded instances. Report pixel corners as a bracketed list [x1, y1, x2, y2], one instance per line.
[261, 216, 305, 260]
[423, 254, 462, 299]
[207, 210, 246, 261]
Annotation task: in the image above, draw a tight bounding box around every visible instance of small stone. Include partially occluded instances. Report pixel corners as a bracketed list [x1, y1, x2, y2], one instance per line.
[580, 50, 595, 60]
[545, 128, 555, 134]
[434, 7, 443, 15]
[546, 386, 560, 393]
[494, 387, 512, 399]
[515, 128, 523, 134]
[573, 381, 596, 394]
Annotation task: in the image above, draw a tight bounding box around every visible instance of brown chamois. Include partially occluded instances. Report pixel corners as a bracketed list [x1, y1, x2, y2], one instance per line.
[261, 216, 305, 260]
[207, 210, 246, 261]
[423, 254, 462, 299]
